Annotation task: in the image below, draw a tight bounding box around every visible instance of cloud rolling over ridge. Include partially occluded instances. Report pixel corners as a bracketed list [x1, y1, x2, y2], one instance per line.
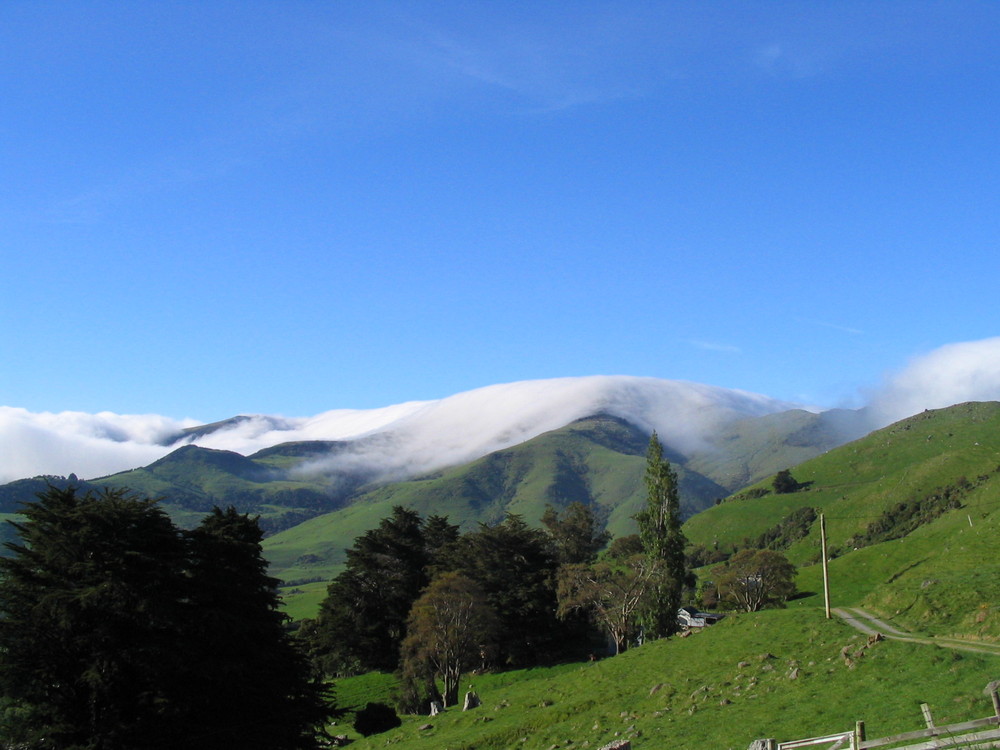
[0, 377, 791, 484]
[4, 338, 1000, 485]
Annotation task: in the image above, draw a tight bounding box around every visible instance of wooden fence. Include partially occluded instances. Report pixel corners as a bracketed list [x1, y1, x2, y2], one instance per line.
[759, 685, 1000, 750]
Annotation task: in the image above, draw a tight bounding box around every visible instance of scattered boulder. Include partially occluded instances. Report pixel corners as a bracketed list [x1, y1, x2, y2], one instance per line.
[419, 724, 433, 731]
[598, 740, 631, 750]
[788, 667, 800, 680]
[463, 691, 481, 711]
[429, 701, 442, 716]
[689, 685, 710, 700]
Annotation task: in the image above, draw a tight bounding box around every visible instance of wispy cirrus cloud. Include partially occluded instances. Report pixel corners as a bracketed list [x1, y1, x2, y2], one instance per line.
[688, 339, 742, 354]
[797, 317, 865, 336]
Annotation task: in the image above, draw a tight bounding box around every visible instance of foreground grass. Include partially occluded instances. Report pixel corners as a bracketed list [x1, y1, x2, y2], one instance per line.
[336, 607, 999, 749]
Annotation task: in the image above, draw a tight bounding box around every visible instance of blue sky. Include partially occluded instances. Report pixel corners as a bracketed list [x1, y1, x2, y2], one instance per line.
[3, 2, 1000, 421]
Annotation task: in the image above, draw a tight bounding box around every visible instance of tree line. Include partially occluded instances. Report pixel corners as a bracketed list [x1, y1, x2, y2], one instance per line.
[0, 486, 334, 749]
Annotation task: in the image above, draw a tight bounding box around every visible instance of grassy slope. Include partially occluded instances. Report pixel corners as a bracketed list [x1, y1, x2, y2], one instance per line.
[685, 402, 1000, 555]
[336, 608, 999, 750]
[685, 402, 1000, 638]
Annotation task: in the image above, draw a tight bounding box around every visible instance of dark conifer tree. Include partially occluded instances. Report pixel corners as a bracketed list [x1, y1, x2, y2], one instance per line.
[182, 507, 334, 749]
[0, 486, 190, 749]
[421, 513, 461, 573]
[0, 488, 335, 750]
[311, 506, 431, 674]
[446, 514, 563, 666]
[541, 501, 610, 565]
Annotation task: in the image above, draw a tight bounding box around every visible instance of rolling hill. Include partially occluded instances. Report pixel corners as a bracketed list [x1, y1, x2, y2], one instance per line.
[684, 400, 1000, 640]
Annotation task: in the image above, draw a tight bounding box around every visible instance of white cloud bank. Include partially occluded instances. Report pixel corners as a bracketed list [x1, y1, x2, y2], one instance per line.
[0, 408, 199, 484]
[0, 377, 791, 484]
[869, 337, 1000, 425]
[5, 337, 1000, 485]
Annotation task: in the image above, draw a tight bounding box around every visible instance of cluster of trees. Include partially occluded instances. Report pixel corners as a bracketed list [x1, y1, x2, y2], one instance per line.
[302, 507, 584, 709]
[0, 486, 334, 749]
[305, 433, 706, 710]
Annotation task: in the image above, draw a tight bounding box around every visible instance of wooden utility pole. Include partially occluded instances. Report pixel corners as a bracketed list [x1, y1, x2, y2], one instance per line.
[820, 513, 831, 619]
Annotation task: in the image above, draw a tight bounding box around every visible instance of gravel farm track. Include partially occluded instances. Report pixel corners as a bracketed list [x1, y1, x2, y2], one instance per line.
[833, 607, 1000, 657]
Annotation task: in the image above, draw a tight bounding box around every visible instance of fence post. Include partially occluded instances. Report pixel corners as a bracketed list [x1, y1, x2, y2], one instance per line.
[920, 703, 935, 729]
[991, 686, 1000, 718]
[855, 720, 866, 749]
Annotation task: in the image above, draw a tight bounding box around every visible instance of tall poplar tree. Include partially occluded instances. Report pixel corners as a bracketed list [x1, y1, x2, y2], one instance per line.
[635, 432, 689, 638]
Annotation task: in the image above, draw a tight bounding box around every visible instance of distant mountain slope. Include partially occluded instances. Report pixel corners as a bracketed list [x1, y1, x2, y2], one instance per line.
[1, 398, 877, 563]
[138, 376, 804, 484]
[687, 407, 871, 491]
[91, 443, 347, 533]
[260, 410, 857, 602]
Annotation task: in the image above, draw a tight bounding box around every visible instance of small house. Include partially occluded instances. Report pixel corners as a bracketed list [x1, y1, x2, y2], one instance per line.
[677, 606, 724, 629]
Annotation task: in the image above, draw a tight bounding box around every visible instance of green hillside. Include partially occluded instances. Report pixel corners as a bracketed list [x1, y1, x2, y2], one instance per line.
[263, 415, 732, 609]
[335, 607, 999, 749]
[91, 444, 345, 533]
[686, 401, 1000, 640]
[266, 410, 876, 616]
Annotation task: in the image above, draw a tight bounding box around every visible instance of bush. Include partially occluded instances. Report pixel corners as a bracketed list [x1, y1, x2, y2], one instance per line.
[353, 702, 402, 736]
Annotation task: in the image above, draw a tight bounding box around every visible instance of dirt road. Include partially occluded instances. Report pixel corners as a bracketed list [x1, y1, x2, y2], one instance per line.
[832, 607, 1000, 657]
